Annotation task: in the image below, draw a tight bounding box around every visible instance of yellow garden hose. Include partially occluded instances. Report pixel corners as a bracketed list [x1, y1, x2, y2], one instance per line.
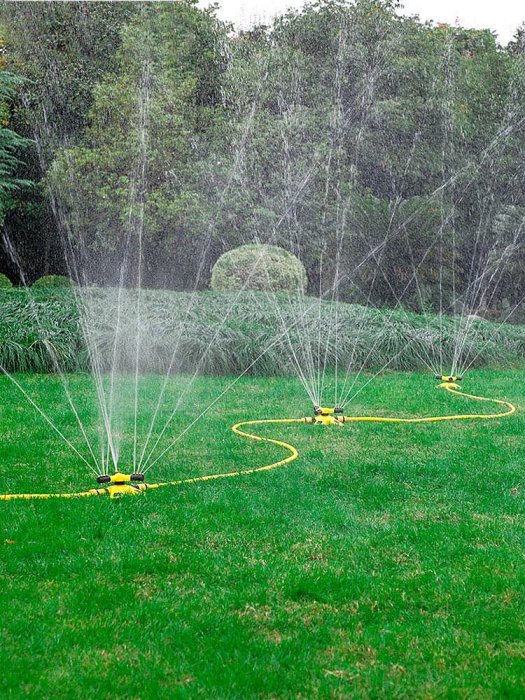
[0, 487, 110, 501]
[145, 418, 303, 493]
[0, 383, 516, 501]
[340, 383, 516, 424]
[0, 418, 304, 500]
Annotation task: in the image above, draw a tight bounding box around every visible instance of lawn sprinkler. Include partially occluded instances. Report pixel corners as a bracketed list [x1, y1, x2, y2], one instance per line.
[307, 405, 345, 425]
[96, 472, 146, 499]
[0, 381, 516, 502]
[436, 375, 462, 387]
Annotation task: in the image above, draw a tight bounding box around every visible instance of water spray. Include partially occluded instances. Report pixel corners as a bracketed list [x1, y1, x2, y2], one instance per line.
[0, 383, 516, 501]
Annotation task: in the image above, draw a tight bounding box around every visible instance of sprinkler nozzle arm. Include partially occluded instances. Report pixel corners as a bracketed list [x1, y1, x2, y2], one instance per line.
[96, 473, 145, 485]
[314, 406, 337, 416]
[310, 406, 346, 425]
[436, 375, 462, 382]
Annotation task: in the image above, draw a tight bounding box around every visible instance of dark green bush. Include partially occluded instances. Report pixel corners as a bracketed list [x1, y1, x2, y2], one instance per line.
[210, 244, 307, 294]
[0, 273, 12, 288]
[32, 274, 74, 288]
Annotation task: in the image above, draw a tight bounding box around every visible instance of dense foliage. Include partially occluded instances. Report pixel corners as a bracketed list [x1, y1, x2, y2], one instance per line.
[0, 287, 523, 375]
[0, 1, 136, 279]
[32, 274, 74, 288]
[0, 0, 524, 315]
[0, 272, 12, 288]
[0, 70, 31, 226]
[210, 244, 307, 293]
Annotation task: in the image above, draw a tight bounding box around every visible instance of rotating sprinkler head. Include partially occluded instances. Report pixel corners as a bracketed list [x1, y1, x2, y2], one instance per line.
[436, 375, 462, 388]
[310, 406, 345, 425]
[96, 472, 146, 499]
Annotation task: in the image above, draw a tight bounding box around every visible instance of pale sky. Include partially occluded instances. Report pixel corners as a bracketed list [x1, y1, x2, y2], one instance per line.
[198, 0, 524, 45]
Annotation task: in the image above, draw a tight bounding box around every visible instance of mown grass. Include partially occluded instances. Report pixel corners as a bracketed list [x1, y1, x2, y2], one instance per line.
[0, 287, 524, 375]
[0, 369, 524, 697]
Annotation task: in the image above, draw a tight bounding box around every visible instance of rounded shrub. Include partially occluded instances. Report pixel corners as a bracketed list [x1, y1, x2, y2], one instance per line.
[0, 273, 12, 289]
[32, 274, 74, 289]
[210, 244, 307, 294]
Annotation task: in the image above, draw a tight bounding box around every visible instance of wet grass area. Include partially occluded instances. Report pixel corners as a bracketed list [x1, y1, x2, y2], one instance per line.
[0, 369, 524, 697]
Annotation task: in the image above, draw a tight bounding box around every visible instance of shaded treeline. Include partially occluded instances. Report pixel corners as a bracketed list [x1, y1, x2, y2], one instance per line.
[0, 0, 524, 315]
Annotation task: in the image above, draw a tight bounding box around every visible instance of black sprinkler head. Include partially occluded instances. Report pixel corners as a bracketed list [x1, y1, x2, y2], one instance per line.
[97, 475, 111, 484]
[130, 474, 145, 482]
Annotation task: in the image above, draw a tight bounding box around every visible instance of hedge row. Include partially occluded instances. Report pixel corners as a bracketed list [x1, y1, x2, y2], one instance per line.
[0, 287, 523, 375]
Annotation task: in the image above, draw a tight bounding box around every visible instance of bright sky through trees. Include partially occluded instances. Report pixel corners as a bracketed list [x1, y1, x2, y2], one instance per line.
[198, 0, 524, 44]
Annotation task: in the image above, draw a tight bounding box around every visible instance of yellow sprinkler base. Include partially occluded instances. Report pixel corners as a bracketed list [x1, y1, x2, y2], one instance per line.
[436, 374, 462, 384]
[437, 376, 462, 389]
[96, 472, 146, 499]
[308, 406, 345, 426]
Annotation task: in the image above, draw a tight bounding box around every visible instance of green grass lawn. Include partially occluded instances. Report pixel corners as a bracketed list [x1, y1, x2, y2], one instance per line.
[0, 369, 524, 698]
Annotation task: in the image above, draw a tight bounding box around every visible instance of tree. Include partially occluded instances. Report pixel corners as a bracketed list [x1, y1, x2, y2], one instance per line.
[49, 1, 228, 288]
[0, 1, 137, 280]
[0, 70, 31, 225]
[2, 0, 523, 312]
[508, 23, 525, 56]
[214, 2, 524, 312]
